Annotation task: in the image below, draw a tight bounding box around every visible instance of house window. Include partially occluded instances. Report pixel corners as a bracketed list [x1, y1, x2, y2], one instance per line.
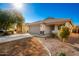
[50, 25, 54, 30]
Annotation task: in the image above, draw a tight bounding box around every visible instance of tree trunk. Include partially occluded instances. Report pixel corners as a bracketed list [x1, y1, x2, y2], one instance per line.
[63, 38, 65, 42]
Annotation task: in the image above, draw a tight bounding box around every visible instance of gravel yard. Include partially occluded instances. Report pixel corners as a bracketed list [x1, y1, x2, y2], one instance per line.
[37, 35, 79, 56]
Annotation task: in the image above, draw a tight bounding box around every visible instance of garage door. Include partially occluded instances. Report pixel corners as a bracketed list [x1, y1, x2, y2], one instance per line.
[29, 25, 40, 34]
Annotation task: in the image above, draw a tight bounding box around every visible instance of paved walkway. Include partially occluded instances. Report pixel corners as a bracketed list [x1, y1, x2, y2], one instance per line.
[0, 33, 32, 43]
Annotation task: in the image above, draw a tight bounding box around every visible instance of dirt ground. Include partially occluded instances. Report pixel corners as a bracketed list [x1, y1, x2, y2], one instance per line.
[0, 37, 49, 56]
[0, 33, 79, 56]
[68, 33, 79, 44]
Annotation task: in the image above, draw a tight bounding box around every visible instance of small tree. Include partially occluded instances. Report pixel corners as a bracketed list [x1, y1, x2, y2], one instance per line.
[58, 26, 70, 42]
[0, 9, 24, 34]
[59, 52, 66, 56]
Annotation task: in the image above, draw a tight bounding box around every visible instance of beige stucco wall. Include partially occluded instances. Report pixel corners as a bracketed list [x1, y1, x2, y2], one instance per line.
[43, 25, 51, 34]
[52, 25, 59, 34]
[29, 24, 59, 35]
[40, 24, 51, 34]
[40, 24, 59, 34]
[29, 23, 62, 35]
[40, 24, 46, 31]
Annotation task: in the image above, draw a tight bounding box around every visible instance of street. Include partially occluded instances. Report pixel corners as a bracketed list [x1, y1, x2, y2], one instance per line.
[0, 33, 32, 43]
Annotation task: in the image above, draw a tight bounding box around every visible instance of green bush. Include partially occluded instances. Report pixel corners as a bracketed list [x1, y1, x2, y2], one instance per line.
[3, 31, 14, 36]
[58, 26, 70, 42]
[59, 52, 66, 56]
[51, 33, 57, 38]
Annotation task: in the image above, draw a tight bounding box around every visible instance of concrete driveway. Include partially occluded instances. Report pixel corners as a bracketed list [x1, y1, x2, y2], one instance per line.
[0, 33, 32, 43]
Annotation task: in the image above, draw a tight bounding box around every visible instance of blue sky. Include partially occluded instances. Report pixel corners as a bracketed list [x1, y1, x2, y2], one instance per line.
[0, 3, 79, 25]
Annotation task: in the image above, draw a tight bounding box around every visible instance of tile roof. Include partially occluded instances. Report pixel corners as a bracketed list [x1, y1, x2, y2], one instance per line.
[28, 17, 71, 26]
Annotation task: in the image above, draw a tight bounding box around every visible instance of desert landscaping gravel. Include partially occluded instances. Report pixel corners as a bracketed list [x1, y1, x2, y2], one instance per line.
[38, 36, 79, 56]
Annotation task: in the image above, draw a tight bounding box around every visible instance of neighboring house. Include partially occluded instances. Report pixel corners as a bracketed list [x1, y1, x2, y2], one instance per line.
[15, 23, 29, 34]
[28, 17, 72, 35]
[0, 23, 29, 34]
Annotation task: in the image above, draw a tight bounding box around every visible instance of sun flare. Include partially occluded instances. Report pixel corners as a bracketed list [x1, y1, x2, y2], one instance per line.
[12, 3, 23, 10]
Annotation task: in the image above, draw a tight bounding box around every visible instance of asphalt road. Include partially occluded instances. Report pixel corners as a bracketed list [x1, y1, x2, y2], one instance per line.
[0, 33, 32, 43]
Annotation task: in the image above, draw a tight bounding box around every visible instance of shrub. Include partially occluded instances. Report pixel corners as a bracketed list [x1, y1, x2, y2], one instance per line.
[58, 26, 70, 42]
[59, 52, 66, 56]
[3, 31, 14, 36]
[78, 29, 79, 33]
[72, 28, 77, 33]
[51, 33, 57, 38]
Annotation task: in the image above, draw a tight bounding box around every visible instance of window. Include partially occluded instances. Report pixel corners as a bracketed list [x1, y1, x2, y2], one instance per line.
[50, 25, 54, 30]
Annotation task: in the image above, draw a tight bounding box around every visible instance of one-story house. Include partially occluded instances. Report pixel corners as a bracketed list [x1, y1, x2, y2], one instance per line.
[28, 17, 72, 35]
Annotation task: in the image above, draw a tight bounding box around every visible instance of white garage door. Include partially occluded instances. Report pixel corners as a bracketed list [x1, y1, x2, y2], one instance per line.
[29, 25, 40, 34]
